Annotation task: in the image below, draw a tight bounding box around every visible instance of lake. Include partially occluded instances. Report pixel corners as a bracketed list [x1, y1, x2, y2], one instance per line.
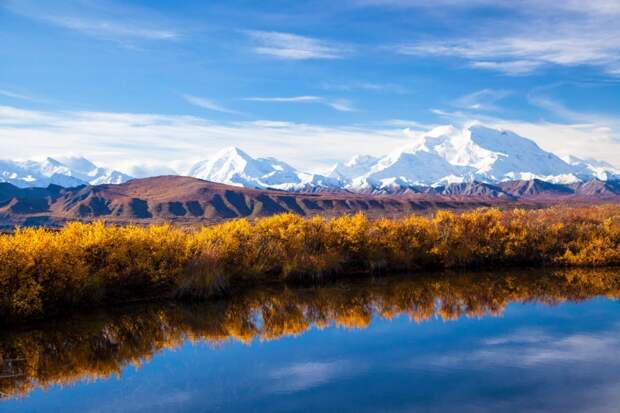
[1, 269, 620, 412]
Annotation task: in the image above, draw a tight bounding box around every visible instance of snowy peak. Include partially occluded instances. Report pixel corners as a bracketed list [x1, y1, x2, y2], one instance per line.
[0, 157, 132, 188]
[188, 146, 338, 190]
[55, 155, 131, 185]
[1, 125, 617, 192]
[328, 154, 379, 181]
[185, 125, 620, 193]
[57, 156, 98, 174]
[188, 147, 259, 186]
[333, 124, 617, 191]
[189, 146, 275, 188]
[563, 155, 620, 181]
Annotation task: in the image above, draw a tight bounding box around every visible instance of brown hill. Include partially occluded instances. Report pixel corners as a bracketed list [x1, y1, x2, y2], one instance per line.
[497, 179, 575, 197]
[0, 176, 508, 227]
[570, 180, 620, 197]
[1, 176, 619, 227]
[437, 182, 514, 199]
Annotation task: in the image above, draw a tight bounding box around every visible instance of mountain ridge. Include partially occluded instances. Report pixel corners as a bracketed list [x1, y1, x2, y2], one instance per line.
[2, 125, 619, 192]
[0, 157, 131, 188]
[1, 175, 619, 228]
[185, 125, 620, 192]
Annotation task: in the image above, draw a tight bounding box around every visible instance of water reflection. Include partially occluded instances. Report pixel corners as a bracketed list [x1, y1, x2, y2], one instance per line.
[1, 268, 619, 406]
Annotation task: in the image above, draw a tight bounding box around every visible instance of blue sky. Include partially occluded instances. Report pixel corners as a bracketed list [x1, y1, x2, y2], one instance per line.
[1, 0, 620, 174]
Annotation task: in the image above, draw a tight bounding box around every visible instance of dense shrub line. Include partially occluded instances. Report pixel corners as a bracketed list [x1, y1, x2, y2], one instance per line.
[1, 205, 620, 319]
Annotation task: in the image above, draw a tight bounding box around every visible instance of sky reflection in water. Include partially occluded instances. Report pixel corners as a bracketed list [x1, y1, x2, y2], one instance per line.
[1, 269, 620, 413]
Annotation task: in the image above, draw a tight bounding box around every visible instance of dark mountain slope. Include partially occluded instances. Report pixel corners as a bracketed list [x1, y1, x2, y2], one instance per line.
[0, 176, 618, 227]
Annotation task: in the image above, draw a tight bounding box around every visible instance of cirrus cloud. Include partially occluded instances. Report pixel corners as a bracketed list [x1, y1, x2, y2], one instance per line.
[244, 96, 356, 112]
[246, 30, 351, 60]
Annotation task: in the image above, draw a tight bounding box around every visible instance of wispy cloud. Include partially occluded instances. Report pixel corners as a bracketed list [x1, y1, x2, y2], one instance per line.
[244, 96, 356, 112]
[4, 0, 179, 42]
[396, 32, 620, 75]
[245, 96, 321, 103]
[429, 329, 620, 368]
[267, 360, 365, 393]
[0, 87, 57, 105]
[0, 89, 38, 102]
[470, 60, 544, 75]
[406, 322, 620, 413]
[327, 99, 356, 112]
[390, 1, 620, 75]
[354, 0, 620, 15]
[380, 119, 440, 130]
[246, 31, 350, 60]
[182, 94, 242, 115]
[0, 105, 57, 124]
[45, 16, 178, 40]
[454, 89, 511, 111]
[0, 105, 409, 173]
[321, 82, 408, 94]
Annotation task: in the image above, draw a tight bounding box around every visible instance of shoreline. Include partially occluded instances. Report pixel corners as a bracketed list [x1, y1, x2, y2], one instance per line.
[2, 205, 620, 321]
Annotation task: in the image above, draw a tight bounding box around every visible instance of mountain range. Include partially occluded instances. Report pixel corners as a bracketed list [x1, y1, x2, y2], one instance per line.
[2, 175, 619, 228]
[2, 125, 619, 192]
[0, 156, 130, 188]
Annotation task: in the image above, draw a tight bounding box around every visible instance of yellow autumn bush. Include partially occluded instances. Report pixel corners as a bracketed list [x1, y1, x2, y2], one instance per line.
[1, 205, 620, 320]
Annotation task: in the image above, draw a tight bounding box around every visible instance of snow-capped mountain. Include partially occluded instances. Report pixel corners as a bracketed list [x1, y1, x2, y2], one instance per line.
[562, 155, 620, 182]
[187, 147, 339, 190]
[3, 125, 618, 192]
[185, 125, 617, 193]
[332, 125, 618, 191]
[56, 156, 131, 185]
[327, 155, 379, 182]
[0, 157, 132, 188]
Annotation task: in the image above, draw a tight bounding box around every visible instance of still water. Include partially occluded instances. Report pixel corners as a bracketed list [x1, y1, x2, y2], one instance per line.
[1, 269, 620, 412]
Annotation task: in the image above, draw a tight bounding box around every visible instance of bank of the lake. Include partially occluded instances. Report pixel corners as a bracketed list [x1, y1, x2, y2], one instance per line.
[2, 205, 620, 321]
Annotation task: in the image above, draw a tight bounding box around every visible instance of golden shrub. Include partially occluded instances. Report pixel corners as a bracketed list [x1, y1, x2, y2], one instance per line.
[2, 205, 620, 320]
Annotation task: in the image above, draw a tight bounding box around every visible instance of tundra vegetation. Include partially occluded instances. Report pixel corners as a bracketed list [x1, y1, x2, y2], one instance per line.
[1, 205, 620, 319]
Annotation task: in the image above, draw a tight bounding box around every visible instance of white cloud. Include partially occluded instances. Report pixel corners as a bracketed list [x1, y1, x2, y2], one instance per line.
[380, 119, 441, 130]
[246, 31, 350, 60]
[491, 121, 620, 168]
[0, 105, 409, 173]
[244, 96, 356, 112]
[407, 322, 620, 413]
[245, 96, 322, 103]
[0, 88, 40, 102]
[390, 1, 620, 75]
[0, 105, 57, 124]
[454, 89, 511, 111]
[1, 98, 618, 175]
[321, 82, 409, 94]
[127, 163, 180, 178]
[267, 360, 364, 393]
[326, 99, 355, 112]
[46, 16, 177, 40]
[397, 32, 620, 75]
[354, 0, 620, 15]
[4, 0, 179, 42]
[430, 329, 620, 368]
[470, 60, 543, 75]
[182, 94, 242, 115]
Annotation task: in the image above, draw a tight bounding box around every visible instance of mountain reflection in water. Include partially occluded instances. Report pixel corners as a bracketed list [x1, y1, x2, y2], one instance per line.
[1, 268, 619, 407]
